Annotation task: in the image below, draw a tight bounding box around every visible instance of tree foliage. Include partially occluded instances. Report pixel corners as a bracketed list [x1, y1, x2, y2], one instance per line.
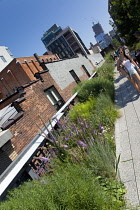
[112, 38, 122, 49]
[109, 0, 140, 45]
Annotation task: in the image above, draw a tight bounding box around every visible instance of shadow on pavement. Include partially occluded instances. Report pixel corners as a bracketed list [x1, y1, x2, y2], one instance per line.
[115, 75, 139, 108]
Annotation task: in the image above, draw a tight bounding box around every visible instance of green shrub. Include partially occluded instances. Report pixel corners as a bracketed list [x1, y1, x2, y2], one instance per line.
[104, 52, 115, 64]
[97, 63, 115, 82]
[69, 97, 96, 122]
[135, 42, 140, 50]
[76, 77, 115, 103]
[0, 164, 125, 210]
[94, 93, 119, 127]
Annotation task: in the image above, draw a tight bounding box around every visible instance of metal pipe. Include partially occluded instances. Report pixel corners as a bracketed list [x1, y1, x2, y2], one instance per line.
[0, 78, 11, 96]
[7, 70, 21, 86]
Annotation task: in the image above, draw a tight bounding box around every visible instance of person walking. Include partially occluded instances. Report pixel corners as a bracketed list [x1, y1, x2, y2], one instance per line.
[117, 46, 140, 93]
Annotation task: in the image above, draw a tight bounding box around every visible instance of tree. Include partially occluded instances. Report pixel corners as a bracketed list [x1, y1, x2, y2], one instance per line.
[109, 0, 140, 46]
[112, 38, 121, 49]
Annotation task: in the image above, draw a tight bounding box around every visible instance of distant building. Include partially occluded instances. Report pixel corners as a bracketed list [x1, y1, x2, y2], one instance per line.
[89, 42, 101, 54]
[41, 24, 90, 59]
[109, 29, 117, 39]
[92, 22, 112, 50]
[92, 22, 104, 36]
[103, 34, 112, 46]
[0, 46, 14, 72]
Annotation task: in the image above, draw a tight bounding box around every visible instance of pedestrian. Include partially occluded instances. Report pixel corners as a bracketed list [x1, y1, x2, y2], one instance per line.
[117, 46, 140, 93]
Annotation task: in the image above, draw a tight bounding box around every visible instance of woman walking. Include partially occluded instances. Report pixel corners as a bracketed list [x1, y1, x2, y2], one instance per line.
[117, 46, 140, 93]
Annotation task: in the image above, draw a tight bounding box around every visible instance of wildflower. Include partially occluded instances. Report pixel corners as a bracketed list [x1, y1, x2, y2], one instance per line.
[77, 140, 87, 147]
[55, 118, 61, 126]
[90, 136, 95, 141]
[99, 125, 104, 133]
[38, 157, 50, 162]
[48, 131, 56, 142]
[63, 145, 68, 148]
[82, 127, 86, 133]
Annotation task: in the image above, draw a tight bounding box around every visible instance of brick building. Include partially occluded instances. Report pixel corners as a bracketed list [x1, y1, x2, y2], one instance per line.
[0, 52, 104, 199]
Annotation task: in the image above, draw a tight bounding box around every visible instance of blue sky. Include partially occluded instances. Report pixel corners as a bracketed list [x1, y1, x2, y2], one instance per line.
[0, 0, 113, 58]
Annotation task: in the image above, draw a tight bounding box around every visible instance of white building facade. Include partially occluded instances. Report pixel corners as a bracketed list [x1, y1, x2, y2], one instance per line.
[0, 46, 14, 72]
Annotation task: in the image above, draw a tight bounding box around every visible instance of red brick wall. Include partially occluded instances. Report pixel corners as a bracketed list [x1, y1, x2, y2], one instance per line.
[5, 68, 89, 156]
[0, 59, 31, 98]
[0, 54, 59, 100]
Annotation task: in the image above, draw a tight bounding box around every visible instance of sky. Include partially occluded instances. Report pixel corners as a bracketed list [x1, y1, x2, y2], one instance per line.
[0, 0, 113, 58]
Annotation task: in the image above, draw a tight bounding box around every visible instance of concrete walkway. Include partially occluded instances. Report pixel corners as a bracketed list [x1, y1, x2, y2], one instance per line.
[115, 68, 140, 209]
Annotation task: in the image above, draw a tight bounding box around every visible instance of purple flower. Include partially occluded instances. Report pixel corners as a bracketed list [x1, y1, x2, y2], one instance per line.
[90, 136, 95, 141]
[39, 157, 50, 162]
[99, 125, 104, 133]
[82, 127, 86, 133]
[77, 140, 87, 147]
[48, 130, 56, 142]
[63, 145, 68, 148]
[75, 128, 79, 135]
[92, 129, 97, 134]
[55, 118, 61, 126]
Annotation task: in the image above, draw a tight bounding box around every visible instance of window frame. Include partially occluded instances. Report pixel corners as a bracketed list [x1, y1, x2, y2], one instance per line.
[44, 86, 65, 111]
[69, 70, 81, 83]
[0, 56, 7, 63]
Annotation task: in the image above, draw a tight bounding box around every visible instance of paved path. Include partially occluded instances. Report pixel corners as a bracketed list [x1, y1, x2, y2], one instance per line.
[115, 68, 140, 208]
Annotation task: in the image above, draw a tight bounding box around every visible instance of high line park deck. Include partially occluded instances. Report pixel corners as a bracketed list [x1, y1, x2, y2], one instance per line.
[115, 68, 140, 208]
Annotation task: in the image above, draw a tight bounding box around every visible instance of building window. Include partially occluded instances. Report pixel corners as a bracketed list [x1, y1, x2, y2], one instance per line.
[44, 86, 64, 111]
[58, 47, 61, 52]
[82, 65, 91, 77]
[0, 56, 7, 63]
[6, 48, 14, 58]
[55, 41, 58, 46]
[0, 101, 24, 130]
[69, 70, 81, 83]
[65, 50, 69, 54]
[58, 53, 62, 59]
[61, 52, 65, 57]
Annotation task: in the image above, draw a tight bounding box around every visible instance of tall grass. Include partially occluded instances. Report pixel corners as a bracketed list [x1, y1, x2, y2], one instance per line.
[0, 163, 126, 210]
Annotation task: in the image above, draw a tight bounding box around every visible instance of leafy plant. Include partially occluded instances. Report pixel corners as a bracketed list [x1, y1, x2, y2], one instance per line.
[97, 63, 115, 82]
[69, 97, 96, 122]
[135, 42, 140, 50]
[94, 93, 119, 127]
[76, 77, 115, 103]
[0, 164, 126, 210]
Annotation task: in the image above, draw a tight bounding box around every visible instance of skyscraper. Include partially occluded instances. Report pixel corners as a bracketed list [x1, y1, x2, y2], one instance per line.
[92, 22, 112, 49]
[41, 24, 90, 59]
[92, 22, 104, 37]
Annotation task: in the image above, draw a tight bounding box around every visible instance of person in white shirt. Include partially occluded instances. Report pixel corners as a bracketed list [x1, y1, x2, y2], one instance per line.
[117, 46, 140, 93]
